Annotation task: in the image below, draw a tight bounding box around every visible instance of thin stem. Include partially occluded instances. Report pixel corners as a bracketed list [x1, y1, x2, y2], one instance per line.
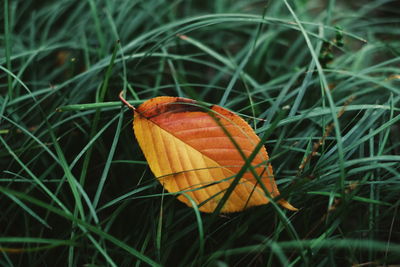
[119, 91, 135, 111]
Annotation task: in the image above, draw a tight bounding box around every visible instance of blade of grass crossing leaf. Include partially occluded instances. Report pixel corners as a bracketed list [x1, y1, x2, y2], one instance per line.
[206, 108, 307, 263]
[209, 108, 280, 213]
[207, 109, 275, 215]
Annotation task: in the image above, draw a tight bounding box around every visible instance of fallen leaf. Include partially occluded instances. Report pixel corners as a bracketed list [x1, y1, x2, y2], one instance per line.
[129, 96, 296, 213]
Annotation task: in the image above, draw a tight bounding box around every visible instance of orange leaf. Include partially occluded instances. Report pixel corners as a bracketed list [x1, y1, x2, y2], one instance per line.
[131, 96, 297, 213]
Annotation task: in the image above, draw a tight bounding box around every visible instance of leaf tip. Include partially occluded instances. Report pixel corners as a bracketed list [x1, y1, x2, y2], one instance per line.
[279, 199, 298, 211]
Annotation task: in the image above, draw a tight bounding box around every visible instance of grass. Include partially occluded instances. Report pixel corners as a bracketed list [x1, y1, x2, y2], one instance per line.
[1, 0, 400, 266]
